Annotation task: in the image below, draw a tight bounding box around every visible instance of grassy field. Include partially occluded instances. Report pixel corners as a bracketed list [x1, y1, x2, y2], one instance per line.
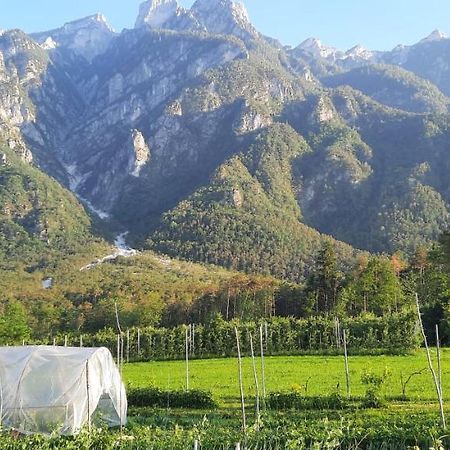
[124, 349, 448, 406]
[2, 352, 449, 448]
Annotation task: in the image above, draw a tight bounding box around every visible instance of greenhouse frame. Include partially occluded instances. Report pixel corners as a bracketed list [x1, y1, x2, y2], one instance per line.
[0, 346, 127, 435]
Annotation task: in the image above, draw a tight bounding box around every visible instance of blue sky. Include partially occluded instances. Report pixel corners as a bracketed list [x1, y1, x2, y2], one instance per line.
[1, 0, 449, 51]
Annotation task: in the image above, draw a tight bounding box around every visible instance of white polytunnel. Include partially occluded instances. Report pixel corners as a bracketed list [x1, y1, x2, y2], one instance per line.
[0, 346, 127, 435]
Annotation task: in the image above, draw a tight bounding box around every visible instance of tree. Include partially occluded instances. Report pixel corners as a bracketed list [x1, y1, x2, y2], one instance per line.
[305, 241, 343, 315]
[410, 245, 430, 285]
[275, 283, 314, 318]
[0, 299, 30, 343]
[340, 256, 405, 316]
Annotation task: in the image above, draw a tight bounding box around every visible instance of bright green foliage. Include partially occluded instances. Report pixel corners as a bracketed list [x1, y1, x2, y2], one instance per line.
[0, 413, 448, 449]
[0, 298, 30, 342]
[55, 313, 419, 360]
[340, 256, 405, 316]
[127, 387, 217, 409]
[268, 391, 347, 410]
[361, 368, 391, 408]
[124, 351, 449, 403]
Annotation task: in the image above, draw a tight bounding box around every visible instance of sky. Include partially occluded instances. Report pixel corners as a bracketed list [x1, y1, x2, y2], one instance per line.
[1, 0, 449, 51]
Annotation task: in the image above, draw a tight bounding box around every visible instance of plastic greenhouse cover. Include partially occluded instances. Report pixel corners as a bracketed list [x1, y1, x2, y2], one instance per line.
[0, 346, 127, 435]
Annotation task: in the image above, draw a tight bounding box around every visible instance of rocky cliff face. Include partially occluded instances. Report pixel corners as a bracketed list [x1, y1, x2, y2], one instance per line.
[135, 0, 258, 43]
[31, 14, 115, 62]
[2, 2, 450, 277]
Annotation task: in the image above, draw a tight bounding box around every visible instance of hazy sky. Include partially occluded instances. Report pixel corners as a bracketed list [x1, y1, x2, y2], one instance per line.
[1, 0, 449, 51]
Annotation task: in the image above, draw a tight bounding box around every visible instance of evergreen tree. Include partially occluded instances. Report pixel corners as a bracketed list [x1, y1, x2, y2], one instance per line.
[0, 299, 30, 343]
[306, 241, 342, 315]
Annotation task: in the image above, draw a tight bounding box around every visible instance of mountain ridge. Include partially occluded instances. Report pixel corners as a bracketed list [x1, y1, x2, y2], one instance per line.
[1, 2, 450, 282]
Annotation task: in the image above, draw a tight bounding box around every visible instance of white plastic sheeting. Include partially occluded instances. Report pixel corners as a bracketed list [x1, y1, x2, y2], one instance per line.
[0, 346, 127, 435]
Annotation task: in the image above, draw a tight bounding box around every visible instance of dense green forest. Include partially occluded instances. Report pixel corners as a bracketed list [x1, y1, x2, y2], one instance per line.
[2, 230, 450, 348]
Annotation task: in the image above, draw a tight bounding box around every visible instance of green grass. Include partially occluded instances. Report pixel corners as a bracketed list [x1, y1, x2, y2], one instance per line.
[124, 350, 448, 406]
[2, 352, 449, 448]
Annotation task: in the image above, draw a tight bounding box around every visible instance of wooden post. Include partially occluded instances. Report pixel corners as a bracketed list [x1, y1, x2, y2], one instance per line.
[80, 335, 83, 348]
[53, 337, 56, 346]
[126, 329, 130, 364]
[235, 327, 246, 432]
[117, 334, 121, 366]
[137, 328, 141, 358]
[259, 324, 267, 402]
[0, 373, 3, 428]
[416, 294, 446, 429]
[120, 335, 124, 374]
[193, 440, 199, 450]
[249, 332, 260, 426]
[437, 324, 443, 399]
[188, 324, 192, 354]
[185, 326, 190, 391]
[343, 329, 350, 397]
[85, 360, 91, 432]
[115, 302, 123, 334]
[118, 347, 124, 434]
[64, 336, 68, 347]
[335, 318, 341, 349]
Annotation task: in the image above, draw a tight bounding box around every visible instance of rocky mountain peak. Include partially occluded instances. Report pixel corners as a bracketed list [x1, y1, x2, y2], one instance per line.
[296, 37, 339, 59]
[419, 29, 448, 44]
[31, 14, 115, 62]
[57, 14, 113, 34]
[192, 0, 249, 22]
[135, 0, 257, 42]
[190, 0, 257, 41]
[135, 0, 181, 29]
[344, 44, 373, 60]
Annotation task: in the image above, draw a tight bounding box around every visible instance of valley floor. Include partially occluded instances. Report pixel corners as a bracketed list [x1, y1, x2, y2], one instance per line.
[124, 351, 449, 405]
[2, 353, 449, 449]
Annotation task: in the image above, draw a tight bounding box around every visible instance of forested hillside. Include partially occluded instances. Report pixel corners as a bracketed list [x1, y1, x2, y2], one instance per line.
[2, 0, 450, 342]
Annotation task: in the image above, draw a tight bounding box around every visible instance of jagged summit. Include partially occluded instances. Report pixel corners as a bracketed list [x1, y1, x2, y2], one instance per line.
[36, 14, 114, 35]
[192, 0, 250, 24]
[419, 29, 448, 44]
[31, 14, 115, 61]
[191, 0, 256, 40]
[344, 44, 373, 60]
[65, 14, 114, 32]
[296, 37, 339, 59]
[135, 0, 183, 29]
[135, 0, 257, 42]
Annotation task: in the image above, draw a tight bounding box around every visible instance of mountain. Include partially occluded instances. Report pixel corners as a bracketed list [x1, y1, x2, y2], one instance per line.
[31, 14, 115, 61]
[1, 2, 450, 282]
[0, 137, 107, 273]
[148, 124, 358, 280]
[322, 64, 450, 114]
[135, 0, 258, 43]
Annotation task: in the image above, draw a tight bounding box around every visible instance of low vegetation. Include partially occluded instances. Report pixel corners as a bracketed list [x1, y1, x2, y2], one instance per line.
[127, 387, 217, 409]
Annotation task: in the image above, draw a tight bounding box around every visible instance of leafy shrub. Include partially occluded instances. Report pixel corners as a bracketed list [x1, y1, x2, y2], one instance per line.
[127, 387, 217, 409]
[267, 391, 348, 410]
[361, 368, 390, 408]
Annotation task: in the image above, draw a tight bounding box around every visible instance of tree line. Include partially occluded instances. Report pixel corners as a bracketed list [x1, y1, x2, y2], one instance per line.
[2, 232, 450, 345]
